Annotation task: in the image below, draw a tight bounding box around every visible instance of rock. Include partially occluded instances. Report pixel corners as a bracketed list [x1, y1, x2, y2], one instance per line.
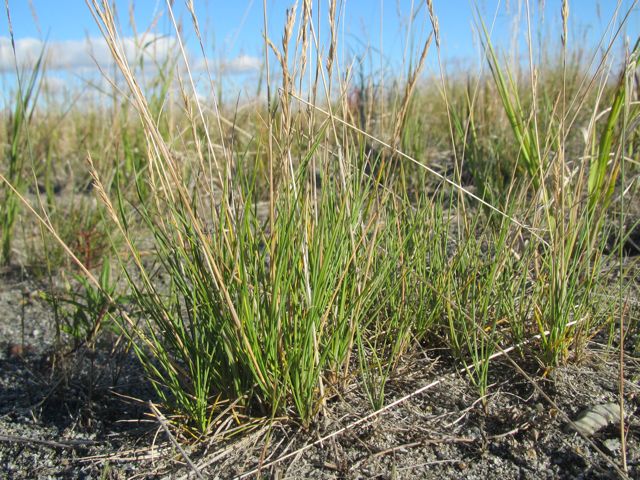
[603, 438, 622, 455]
[565, 403, 621, 436]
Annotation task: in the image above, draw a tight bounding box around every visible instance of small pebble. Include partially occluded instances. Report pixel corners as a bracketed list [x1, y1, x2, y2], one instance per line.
[524, 447, 537, 461]
[603, 438, 622, 455]
[7, 343, 34, 358]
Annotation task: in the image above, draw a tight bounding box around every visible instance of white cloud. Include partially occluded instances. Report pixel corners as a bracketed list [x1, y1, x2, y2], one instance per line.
[193, 54, 262, 74]
[223, 54, 262, 73]
[0, 35, 177, 73]
[41, 75, 68, 93]
[0, 36, 262, 82]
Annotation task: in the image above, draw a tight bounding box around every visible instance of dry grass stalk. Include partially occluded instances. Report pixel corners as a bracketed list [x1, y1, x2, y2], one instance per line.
[149, 401, 205, 480]
[426, 0, 440, 48]
[561, 0, 569, 49]
[391, 31, 433, 151]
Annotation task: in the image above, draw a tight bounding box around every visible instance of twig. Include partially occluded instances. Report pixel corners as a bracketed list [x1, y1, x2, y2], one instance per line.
[148, 401, 204, 480]
[79, 444, 173, 463]
[177, 425, 271, 480]
[619, 301, 629, 472]
[0, 434, 98, 450]
[355, 425, 523, 472]
[371, 437, 469, 459]
[395, 458, 460, 471]
[444, 393, 491, 428]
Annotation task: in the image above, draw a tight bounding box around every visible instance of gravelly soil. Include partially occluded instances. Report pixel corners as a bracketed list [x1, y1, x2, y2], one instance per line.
[1, 271, 639, 479]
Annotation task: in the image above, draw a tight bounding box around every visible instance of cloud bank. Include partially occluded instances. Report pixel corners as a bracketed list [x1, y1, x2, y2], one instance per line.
[0, 36, 261, 76]
[0, 35, 174, 72]
[192, 53, 262, 74]
[223, 54, 262, 73]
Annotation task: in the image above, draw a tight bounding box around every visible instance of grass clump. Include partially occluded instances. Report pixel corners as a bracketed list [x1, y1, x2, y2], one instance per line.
[116, 156, 397, 431]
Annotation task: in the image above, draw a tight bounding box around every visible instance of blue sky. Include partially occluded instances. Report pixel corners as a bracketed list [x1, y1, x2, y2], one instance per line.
[1, 1, 639, 102]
